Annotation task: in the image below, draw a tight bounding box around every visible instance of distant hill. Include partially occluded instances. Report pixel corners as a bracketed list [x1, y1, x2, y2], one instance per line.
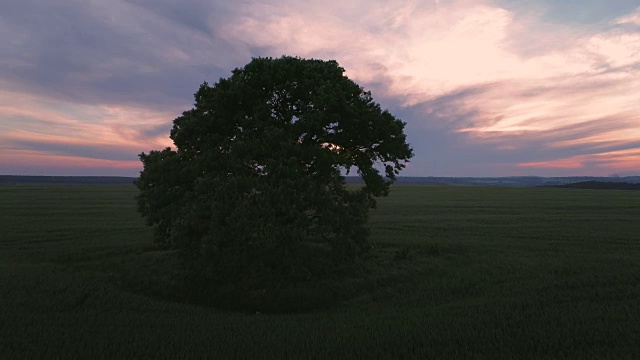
[2, 175, 640, 187]
[543, 181, 640, 190]
[347, 176, 640, 187]
[0, 176, 136, 185]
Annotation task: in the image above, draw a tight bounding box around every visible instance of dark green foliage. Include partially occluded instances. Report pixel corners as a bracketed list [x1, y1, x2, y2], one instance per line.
[135, 56, 413, 284]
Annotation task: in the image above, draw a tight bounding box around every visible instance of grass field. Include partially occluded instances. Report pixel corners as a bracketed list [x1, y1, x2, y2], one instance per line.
[1, 184, 639, 359]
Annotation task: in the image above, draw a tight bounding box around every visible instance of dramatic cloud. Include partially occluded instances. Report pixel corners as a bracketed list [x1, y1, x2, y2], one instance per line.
[0, 89, 173, 174]
[0, 0, 638, 176]
[217, 0, 640, 175]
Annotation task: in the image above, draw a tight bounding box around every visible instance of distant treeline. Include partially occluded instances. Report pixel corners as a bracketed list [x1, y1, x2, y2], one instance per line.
[2, 175, 640, 187]
[0, 176, 136, 185]
[543, 181, 640, 190]
[347, 176, 640, 187]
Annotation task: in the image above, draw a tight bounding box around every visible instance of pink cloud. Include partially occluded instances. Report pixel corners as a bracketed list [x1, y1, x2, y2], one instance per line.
[518, 149, 640, 174]
[0, 89, 174, 173]
[2, 0, 638, 176]
[518, 159, 585, 169]
[214, 0, 639, 174]
[616, 7, 640, 26]
[0, 149, 141, 170]
[1, 90, 174, 149]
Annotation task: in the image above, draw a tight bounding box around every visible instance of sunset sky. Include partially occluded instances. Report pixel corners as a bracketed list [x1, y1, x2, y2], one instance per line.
[1, 0, 639, 177]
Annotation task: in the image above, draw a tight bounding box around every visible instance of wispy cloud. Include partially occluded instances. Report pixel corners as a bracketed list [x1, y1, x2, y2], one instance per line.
[0, 0, 638, 176]
[215, 0, 639, 175]
[518, 148, 640, 174]
[0, 0, 245, 109]
[0, 89, 173, 174]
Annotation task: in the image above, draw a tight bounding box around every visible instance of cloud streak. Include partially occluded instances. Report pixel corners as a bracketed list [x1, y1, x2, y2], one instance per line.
[216, 0, 640, 175]
[0, 0, 638, 176]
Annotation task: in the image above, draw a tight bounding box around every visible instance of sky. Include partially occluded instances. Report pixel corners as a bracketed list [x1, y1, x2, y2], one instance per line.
[1, 0, 639, 177]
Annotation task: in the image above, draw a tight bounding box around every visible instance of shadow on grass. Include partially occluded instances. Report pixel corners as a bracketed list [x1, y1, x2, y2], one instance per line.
[118, 244, 440, 314]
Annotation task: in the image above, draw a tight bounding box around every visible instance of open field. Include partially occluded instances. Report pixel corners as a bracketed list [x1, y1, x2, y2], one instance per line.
[1, 185, 639, 359]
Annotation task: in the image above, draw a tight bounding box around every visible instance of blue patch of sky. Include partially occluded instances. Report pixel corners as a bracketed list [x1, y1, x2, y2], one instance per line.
[497, 0, 639, 25]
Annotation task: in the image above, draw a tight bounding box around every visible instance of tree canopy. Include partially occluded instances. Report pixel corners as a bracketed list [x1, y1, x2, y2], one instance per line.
[136, 56, 413, 290]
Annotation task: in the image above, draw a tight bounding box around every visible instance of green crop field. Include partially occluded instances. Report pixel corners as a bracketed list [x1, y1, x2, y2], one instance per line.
[1, 185, 639, 359]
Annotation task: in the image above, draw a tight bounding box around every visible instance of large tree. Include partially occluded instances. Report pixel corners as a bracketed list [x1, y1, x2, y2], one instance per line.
[136, 56, 413, 286]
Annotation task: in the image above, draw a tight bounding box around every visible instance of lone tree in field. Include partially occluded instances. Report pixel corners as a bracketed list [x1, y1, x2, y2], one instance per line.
[136, 56, 413, 285]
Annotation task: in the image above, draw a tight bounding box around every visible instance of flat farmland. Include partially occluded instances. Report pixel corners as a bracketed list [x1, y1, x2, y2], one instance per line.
[1, 185, 639, 359]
